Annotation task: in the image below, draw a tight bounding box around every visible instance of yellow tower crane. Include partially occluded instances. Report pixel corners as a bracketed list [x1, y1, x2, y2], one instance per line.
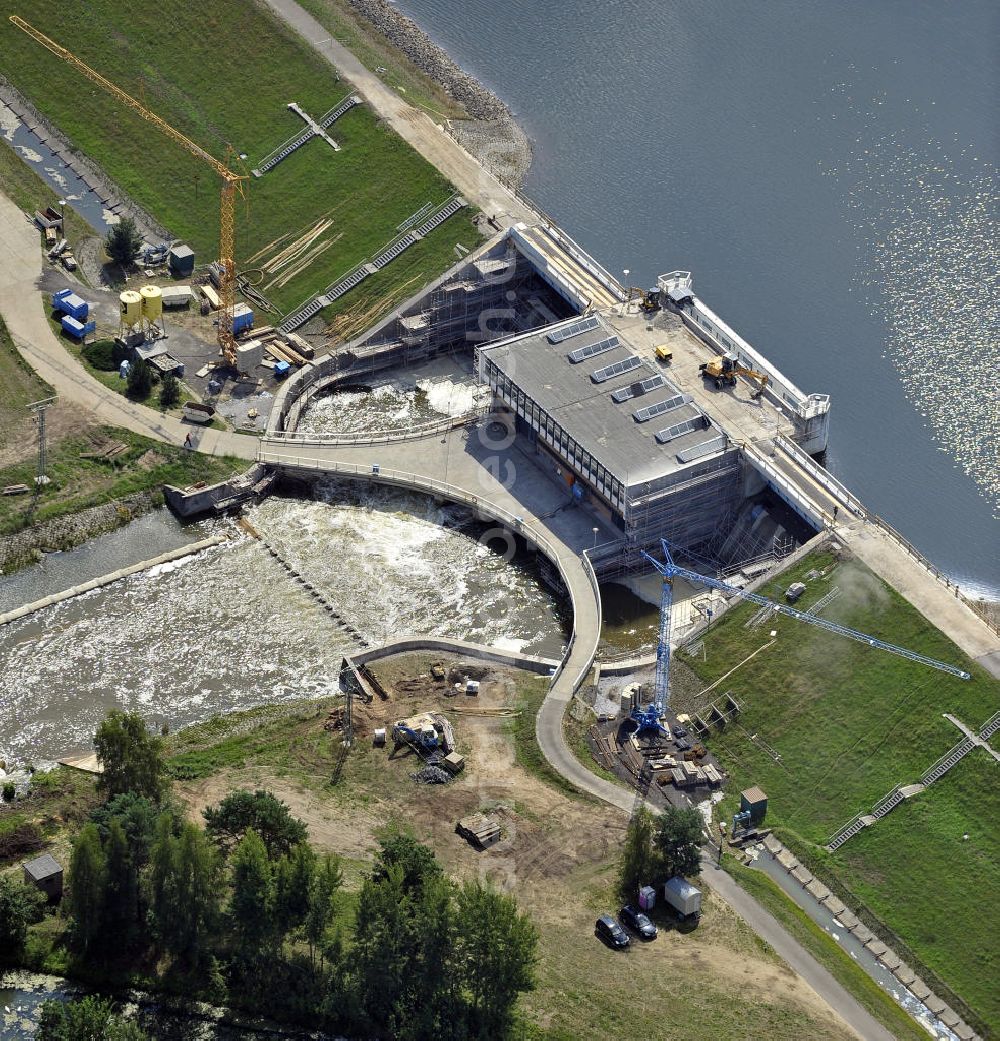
[10, 15, 247, 366]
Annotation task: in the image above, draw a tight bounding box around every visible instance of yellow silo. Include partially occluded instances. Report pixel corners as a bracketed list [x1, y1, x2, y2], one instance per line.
[140, 285, 163, 324]
[119, 290, 142, 329]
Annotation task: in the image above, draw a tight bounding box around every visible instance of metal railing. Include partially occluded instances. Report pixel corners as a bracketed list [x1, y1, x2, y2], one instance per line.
[257, 450, 604, 696]
[262, 408, 485, 447]
[775, 436, 868, 519]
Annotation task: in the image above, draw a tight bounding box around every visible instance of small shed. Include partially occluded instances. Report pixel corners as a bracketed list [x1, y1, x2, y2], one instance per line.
[740, 785, 768, 826]
[167, 244, 195, 277]
[23, 853, 63, 902]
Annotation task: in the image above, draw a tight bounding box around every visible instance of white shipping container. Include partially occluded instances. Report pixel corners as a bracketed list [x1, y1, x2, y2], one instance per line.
[663, 876, 701, 918]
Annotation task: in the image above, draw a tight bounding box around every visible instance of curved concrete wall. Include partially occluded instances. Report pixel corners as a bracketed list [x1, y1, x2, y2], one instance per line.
[347, 636, 560, 675]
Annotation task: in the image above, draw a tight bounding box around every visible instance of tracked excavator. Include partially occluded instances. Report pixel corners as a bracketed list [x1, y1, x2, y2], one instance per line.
[699, 352, 769, 399]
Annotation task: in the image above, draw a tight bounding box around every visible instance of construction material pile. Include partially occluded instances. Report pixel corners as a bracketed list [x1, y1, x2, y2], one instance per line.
[411, 765, 451, 784]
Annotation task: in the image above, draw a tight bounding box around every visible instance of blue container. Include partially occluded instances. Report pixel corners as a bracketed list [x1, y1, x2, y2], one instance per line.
[231, 304, 254, 337]
[273, 360, 291, 379]
[61, 315, 95, 339]
[52, 288, 89, 321]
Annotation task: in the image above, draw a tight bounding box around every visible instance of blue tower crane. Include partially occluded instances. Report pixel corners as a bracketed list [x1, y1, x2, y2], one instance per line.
[629, 539, 971, 736]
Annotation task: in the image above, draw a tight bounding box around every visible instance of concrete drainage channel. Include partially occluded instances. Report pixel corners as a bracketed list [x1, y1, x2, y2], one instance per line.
[752, 834, 978, 1041]
[0, 534, 229, 627]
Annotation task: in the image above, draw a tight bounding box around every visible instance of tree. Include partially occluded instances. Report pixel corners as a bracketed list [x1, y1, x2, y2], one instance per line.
[274, 841, 316, 936]
[353, 861, 411, 1033]
[0, 875, 45, 961]
[93, 710, 168, 803]
[229, 828, 277, 958]
[148, 816, 222, 965]
[303, 853, 342, 970]
[654, 806, 704, 881]
[617, 805, 657, 902]
[103, 217, 143, 269]
[126, 357, 153, 400]
[102, 817, 139, 951]
[159, 371, 180, 409]
[66, 824, 106, 955]
[90, 791, 160, 870]
[455, 880, 538, 1039]
[204, 789, 307, 858]
[37, 995, 148, 1041]
[370, 832, 443, 897]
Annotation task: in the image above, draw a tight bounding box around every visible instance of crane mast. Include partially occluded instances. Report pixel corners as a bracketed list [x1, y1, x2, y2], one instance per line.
[11, 15, 245, 365]
[631, 538, 971, 735]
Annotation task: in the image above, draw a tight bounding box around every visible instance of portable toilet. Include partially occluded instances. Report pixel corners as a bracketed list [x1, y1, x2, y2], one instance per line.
[638, 885, 656, 912]
[167, 244, 195, 277]
[740, 786, 768, 826]
[119, 359, 131, 379]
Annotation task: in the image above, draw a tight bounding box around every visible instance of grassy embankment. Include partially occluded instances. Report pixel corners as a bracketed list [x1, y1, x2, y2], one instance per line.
[296, 0, 468, 121]
[0, 0, 482, 323]
[676, 548, 1000, 1033]
[3, 647, 938, 1041]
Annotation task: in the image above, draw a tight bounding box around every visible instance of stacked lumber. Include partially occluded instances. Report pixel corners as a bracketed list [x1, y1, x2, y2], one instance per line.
[456, 814, 501, 849]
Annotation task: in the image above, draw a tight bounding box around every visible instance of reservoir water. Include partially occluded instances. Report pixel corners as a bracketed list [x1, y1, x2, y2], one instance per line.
[397, 0, 999, 595]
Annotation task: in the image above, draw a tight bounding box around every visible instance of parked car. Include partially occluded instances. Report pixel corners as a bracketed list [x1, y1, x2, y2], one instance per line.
[619, 904, 658, 940]
[595, 913, 630, 949]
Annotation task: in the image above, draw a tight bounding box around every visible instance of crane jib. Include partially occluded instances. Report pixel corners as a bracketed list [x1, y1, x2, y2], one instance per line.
[640, 549, 971, 682]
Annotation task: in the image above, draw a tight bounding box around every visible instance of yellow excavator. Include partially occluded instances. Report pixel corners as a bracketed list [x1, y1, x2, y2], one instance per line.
[699, 352, 769, 399]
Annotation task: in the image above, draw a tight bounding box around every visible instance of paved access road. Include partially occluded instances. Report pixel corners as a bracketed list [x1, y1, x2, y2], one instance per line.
[260, 432, 896, 1041]
[0, 192, 255, 461]
[259, 0, 539, 227]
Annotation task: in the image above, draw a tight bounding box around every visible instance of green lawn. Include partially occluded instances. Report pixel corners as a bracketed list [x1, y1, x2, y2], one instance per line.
[296, 0, 468, 120]
[0, 425, 244, 541]
[0, 315, 52, 450]
[677, 549, 1000, 1032]
[0, 0, 482, 318]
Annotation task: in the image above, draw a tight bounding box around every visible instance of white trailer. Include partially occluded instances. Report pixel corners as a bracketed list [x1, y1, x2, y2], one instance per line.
[663, 876, 702, 920]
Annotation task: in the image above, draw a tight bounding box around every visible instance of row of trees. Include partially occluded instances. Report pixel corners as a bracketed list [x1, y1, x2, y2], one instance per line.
[617, 804, 705, 902]
[36, 711, 540, 1039]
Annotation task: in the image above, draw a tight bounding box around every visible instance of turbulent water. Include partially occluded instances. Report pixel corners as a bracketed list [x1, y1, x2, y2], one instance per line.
[0, 491, 565, 768]
[298, 375, 489, 435]
[395, 0, 1000, 593]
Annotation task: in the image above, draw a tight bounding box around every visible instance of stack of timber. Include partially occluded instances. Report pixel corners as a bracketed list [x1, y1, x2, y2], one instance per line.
[456, 813, 502, 849]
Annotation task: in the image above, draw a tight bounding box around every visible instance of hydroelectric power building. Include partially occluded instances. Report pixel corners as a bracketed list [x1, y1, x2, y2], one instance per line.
[271, 222, 839, 574]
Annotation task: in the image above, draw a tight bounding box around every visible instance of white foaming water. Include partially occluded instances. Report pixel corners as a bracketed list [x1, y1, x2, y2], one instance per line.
[0, 488, 565, 766]
[0, 101, 19, 141]
[297, 361, 487, 437]
[15, 144, 43, 163]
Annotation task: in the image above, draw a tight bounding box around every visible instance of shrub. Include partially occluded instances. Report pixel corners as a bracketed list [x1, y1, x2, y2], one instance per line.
[1, 781, 14, 802]
[82, 339, 118, 372]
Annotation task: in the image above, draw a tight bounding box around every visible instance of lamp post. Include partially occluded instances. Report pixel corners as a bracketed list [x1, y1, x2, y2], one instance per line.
[592, 526, 599, 549]
[622, 269, 630, 314]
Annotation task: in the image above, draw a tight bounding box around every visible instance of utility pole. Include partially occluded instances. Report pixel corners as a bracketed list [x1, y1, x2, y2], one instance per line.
[28, 397, 55, 495]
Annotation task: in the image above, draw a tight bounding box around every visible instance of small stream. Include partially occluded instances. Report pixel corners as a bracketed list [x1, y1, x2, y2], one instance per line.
[748, 849, 958, 1040]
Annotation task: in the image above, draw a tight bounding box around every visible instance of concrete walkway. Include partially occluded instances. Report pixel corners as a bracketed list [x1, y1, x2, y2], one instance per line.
[839, 519, 1000, 678]
[261, 430, 896, 1041]
[259, 0, 539, 227]
[0, 191, 255, 462]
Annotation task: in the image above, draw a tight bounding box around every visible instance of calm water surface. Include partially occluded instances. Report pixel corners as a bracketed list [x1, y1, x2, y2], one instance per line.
[398, 0, 999, 594]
